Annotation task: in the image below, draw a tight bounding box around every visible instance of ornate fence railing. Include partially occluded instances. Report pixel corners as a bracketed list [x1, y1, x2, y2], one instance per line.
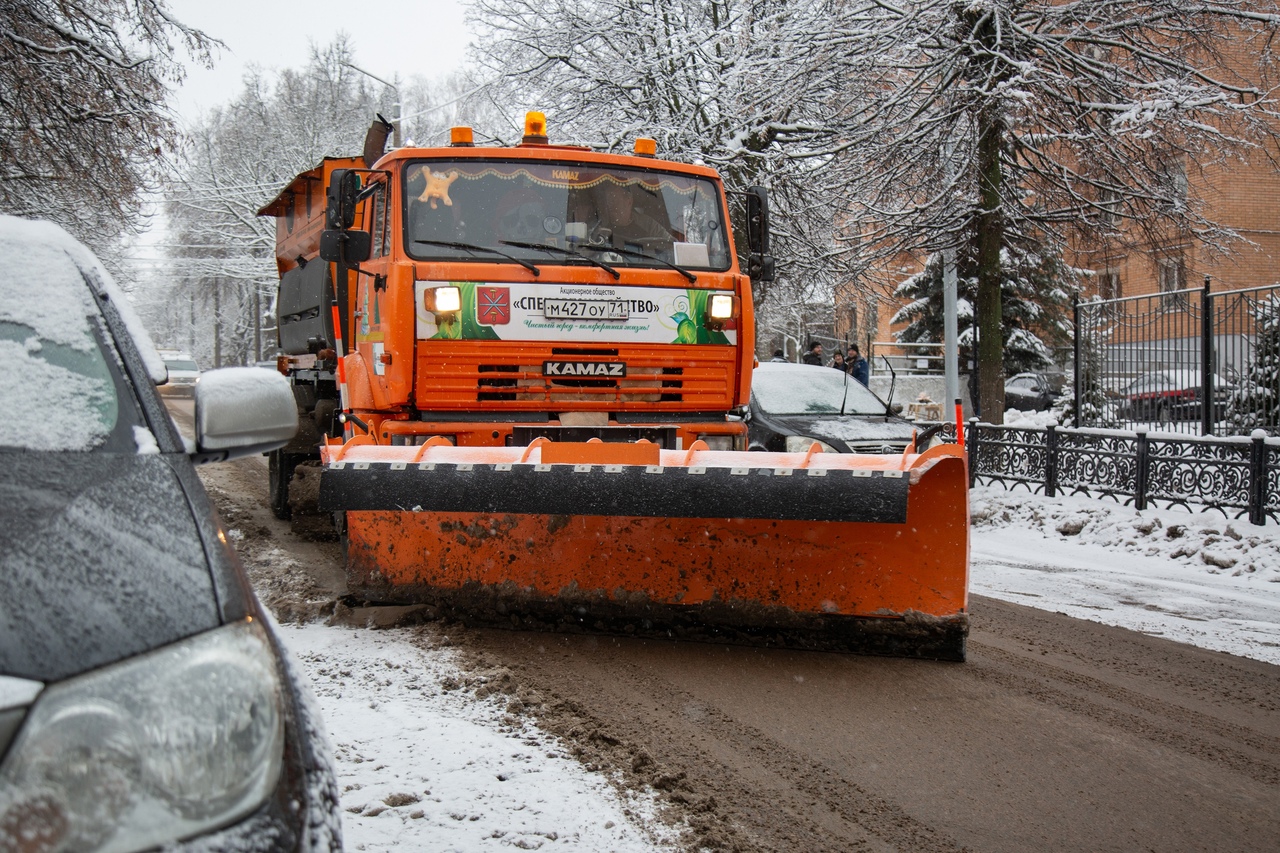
[965, 421, 1280, 525]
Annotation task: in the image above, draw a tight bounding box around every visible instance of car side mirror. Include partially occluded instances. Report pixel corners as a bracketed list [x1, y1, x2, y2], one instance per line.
[192, 367, 299, 463]
[891, 402, 904, 415]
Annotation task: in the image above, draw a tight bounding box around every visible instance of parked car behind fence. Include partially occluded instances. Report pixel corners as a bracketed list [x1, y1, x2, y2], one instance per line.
[1004, 372, 1067, 412]
[1117, 370, 1236, 425]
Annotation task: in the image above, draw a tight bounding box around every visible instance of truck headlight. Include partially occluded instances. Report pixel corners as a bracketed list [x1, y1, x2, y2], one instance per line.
[695, 434, 734, 451]
[0, 620, 283, 852]
[785, 435, 837, 454]
[708, 293, 736, 320]
[424, 285, 461, 314]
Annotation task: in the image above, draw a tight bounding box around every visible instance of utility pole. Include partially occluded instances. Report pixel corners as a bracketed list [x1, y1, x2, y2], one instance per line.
[342, 62, 401, 146]
[943, 250, 960, 410]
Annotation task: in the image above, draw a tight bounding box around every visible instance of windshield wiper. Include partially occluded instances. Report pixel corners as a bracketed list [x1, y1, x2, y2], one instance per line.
[412, 239, 541, 276]
[578, 244, 697, 283]
[499, 240, 620, 280]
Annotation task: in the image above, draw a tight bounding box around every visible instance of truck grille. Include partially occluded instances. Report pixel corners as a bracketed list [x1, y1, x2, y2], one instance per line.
[417, 345, 737, 410]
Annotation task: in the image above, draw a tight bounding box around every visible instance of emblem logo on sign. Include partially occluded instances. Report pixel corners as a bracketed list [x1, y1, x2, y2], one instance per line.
[477, 286, 510, 325]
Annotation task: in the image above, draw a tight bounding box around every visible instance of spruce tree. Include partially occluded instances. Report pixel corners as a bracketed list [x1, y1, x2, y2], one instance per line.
[892, 246, 1074, 376]
[1226, 295, 1280, 435]
[1057, 321, 1119, 428]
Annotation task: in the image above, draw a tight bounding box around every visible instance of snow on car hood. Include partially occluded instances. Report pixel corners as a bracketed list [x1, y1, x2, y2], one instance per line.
[768, 413, 916, 446]
[0, 453, 219, 682]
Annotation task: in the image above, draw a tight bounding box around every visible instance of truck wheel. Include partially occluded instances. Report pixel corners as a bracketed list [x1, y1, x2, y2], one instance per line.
[268, 449, 294, 520]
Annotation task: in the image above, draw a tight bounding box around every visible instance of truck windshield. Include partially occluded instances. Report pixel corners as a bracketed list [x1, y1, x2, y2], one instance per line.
[403, 159, 730, 271]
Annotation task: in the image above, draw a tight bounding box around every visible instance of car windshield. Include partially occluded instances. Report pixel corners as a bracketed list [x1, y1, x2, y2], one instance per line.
[404, 159, 730, 271]
[0, 240, 142, 452]
[1126, 371, 1227, 394]
[164, 359, 199, 372]
[753, 365, 888, 416]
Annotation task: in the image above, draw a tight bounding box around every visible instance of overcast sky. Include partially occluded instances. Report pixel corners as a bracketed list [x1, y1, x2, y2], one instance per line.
[165, 0, 471, 122]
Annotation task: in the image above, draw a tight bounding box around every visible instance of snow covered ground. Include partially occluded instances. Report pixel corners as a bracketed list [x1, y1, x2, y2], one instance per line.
[970, 486, 1280, 663]
[256, 471, 1280, 850]
[276, 623, 680, 852]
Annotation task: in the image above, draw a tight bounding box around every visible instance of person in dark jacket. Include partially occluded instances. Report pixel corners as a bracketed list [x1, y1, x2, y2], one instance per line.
[847, 345, 869, 386]
[802, 341, 824, 365]
[829, 351, 847, 372]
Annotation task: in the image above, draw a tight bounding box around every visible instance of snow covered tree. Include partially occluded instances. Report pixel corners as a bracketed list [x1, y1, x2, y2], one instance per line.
[153, 38, 384, 365]
[152, 38, 494, 365]
[466, 0, 861, 313]
[0, 1, 214, 264]
[1226, 295, 1280, 435]
[892, 246, 1074, 381]
[836, 0, 1280, 426]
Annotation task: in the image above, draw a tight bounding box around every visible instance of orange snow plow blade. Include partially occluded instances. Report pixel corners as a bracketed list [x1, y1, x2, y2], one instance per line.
[320, 441, 970, 660]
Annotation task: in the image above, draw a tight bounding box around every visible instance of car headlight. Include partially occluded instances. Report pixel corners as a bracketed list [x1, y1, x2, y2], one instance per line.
[785, 435, 838, 454]
[0, 619, 283, 853]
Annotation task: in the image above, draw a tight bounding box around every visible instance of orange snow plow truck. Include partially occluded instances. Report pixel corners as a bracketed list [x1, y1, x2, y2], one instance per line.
[258, 113, 970, 660]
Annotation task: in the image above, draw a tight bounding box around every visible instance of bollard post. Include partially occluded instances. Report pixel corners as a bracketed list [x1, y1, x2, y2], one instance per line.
[1045, 423, 1059, 498]
[967, 418, 980, 488]
[1249, 429, 1267, 526]
[1134, 431, 1149, 511]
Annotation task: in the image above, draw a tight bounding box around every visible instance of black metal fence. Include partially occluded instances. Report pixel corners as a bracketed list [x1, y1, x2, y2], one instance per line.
[965, 421, 1280, 525]
[1075, 279, 1280, 436]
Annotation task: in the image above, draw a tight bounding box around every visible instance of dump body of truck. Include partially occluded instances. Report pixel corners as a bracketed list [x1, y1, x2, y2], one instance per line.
[259, 116, 970, 660]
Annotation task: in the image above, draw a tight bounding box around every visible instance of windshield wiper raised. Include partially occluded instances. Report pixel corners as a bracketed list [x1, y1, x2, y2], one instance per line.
[412, 239, 540, 276]
[499, 240, 620, 280]
[578, 244, 697, 283]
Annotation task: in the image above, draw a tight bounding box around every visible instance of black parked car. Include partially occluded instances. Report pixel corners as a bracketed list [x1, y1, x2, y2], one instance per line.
[747, 362, 933, 453]
[0, 217, 341, 852]
[1004, 371, 1067, 412]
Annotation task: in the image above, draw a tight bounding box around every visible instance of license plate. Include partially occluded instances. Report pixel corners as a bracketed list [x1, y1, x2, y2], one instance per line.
[543, 299, 629, 321]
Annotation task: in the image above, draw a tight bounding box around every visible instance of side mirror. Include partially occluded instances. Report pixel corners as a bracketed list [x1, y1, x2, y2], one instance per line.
[747, 253, 775, 282]
[745, 186, 770, 254]
[192, 367, 299, 463]
[891, 402, 904, 415]
[319, 229, 372, 264]
[326, 169, 362, 230]
[744, 186, 775, 282]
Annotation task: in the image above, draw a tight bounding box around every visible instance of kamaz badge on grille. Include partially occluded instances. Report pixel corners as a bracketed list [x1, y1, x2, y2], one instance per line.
[543, 361, 627, 377]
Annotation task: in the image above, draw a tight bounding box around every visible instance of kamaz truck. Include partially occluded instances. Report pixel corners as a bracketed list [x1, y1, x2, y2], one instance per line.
[258, 113, 970, 659]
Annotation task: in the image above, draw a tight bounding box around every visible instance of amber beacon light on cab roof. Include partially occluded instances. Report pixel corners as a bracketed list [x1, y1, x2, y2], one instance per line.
[257, 112, 971, 660]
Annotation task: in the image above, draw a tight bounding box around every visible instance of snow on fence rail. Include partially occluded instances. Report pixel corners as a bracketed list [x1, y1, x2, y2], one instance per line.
[965, 421, 1280, 525]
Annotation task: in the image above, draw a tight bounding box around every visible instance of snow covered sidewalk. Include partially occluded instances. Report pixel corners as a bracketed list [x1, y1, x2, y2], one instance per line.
[970, 485, 1280, 664]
